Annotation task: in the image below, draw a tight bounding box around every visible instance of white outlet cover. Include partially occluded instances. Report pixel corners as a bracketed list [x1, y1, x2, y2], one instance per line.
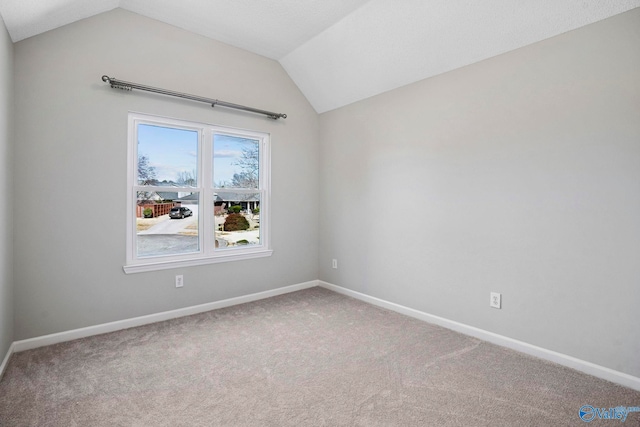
[490, 292, 501, 309]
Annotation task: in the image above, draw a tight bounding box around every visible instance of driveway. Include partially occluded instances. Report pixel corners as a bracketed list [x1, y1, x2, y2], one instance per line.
[136, 204, 199, 257]
[138, 205, 199, 235]
[137, 235, 198, 257]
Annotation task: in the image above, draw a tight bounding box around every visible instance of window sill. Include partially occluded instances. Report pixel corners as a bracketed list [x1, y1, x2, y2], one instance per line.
[123, 248, 273, 274]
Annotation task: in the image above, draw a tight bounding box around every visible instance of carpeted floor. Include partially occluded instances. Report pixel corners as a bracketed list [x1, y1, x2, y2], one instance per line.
[0, 287, 638, 426]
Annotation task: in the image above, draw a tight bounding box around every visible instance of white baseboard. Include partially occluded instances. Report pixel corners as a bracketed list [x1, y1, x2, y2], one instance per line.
[7, 279, 639, 392]
[12, 280, 319, 353]
[318, 281, 640, 392]
[0, 341, 14, 380]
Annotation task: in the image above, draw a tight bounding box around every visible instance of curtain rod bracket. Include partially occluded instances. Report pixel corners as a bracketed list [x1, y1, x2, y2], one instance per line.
[101, 75, 286, 120]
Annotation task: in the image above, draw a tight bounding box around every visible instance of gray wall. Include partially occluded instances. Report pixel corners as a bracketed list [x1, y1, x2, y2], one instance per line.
[0, 15, 14, 360]
[7, 5, 640, 380]
[13, 9, 319, 339]
[319, 9, 640, 377]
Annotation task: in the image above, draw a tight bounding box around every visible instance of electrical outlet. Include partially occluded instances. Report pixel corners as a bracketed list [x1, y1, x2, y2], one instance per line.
[175, 275, 184, 288]
[332, 259, 338, 269]
[490, 292, 501, 309]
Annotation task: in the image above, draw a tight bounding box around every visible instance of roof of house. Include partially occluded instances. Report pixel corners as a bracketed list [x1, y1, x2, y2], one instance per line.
[216, 192, 260, 203]
[177, 193, 199, 201]
[156, 192, 179, 200]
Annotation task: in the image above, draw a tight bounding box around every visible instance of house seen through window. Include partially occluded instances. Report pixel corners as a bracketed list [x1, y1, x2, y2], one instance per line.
[125, 113, 272, 273]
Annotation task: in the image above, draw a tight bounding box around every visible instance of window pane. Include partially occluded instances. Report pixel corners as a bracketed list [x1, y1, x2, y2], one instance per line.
[213, 134, 259, 189]
[214, 192, 260, 249]
[138, 124, 198, 187]
[136, 192, 199, 257]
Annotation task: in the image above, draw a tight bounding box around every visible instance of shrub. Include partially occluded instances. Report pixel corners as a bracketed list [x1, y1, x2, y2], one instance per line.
[229, 205, 242, 214]
[236, 239, 250, 245]
[252, 207, 260, 214]
[224, 213, 249, 231]
[143, 207, 153, 218]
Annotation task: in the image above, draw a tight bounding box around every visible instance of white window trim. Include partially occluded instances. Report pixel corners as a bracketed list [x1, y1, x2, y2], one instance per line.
[124, 112, 272, 274]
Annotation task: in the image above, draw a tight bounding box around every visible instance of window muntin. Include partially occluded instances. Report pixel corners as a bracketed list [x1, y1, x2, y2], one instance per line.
[126, 113, 271, 273]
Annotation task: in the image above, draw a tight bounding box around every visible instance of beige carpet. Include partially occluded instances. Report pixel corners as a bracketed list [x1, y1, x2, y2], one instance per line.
[0, 287, 638, 426]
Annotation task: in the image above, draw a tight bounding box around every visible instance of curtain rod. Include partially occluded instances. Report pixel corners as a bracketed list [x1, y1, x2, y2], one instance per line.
[101, 75, 287, 120]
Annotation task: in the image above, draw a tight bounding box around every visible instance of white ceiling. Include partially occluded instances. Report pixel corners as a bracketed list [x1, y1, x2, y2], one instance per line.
[1, 0, 638, 113]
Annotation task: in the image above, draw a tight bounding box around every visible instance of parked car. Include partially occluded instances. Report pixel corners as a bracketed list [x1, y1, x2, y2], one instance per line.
[169, 207, 192, 219]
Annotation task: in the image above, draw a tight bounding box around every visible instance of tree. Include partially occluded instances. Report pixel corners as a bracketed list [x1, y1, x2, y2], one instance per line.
[230, 172, 254, 188]
[137, 154, 157, 201]
[230, 145, 259, 188]
[176, 169, 197, 187]
[138, 154, 156, 185]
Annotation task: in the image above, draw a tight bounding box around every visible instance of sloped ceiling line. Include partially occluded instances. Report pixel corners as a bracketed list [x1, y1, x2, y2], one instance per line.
[1, 0, 638, 113]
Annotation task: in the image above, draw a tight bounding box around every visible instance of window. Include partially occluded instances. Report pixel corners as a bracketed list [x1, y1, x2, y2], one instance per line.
[125, 113, 271, 273]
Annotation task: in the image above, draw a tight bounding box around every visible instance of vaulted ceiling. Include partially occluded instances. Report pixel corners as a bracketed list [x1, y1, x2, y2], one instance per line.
[1, 0, 638, 113]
